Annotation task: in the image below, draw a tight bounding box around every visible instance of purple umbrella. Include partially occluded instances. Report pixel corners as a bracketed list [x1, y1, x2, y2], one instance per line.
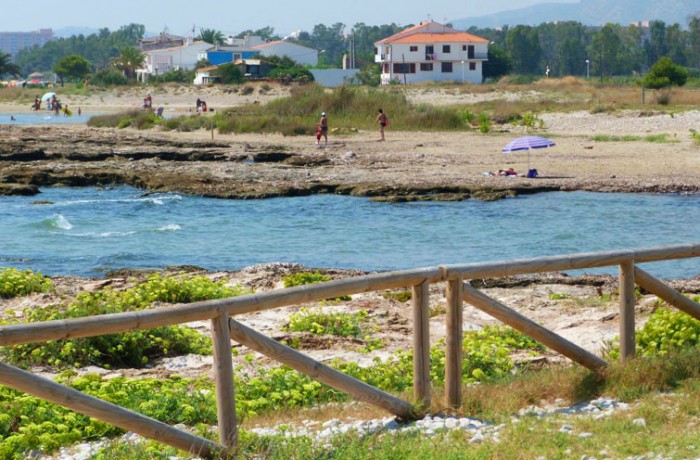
[502, 136, 555, 170]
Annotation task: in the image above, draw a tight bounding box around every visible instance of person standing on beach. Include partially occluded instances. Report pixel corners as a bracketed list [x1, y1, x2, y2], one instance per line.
[318, 112, 328, 146]
[376, 108, 388, 141]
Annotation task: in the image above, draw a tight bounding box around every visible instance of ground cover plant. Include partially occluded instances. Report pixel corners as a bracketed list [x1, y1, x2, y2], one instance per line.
[282, 270, 350, 301]
[0, 273, 247, 368]
[0, 267, 53, 298]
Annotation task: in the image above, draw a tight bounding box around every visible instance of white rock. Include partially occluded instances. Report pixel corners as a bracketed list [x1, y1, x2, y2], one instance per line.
[469, 432, 485, 443]
[632, 418, 646, 427]
[579, 432, 594, 438]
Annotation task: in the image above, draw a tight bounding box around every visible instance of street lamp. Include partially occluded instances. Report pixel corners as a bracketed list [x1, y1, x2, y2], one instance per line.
[586, 59, 589, 79]
[460, 60, 465, 84]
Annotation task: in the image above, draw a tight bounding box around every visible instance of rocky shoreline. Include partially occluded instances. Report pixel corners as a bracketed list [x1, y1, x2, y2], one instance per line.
[1, 122, 699, 201]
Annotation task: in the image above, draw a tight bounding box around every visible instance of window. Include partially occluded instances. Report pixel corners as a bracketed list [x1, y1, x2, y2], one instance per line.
[462, 45, 467, 51]
[442, 45, 451, 53]
[420, 63, 433, 71]
[468, 45, 475, 59]
[469, 62, 476, 71]
[425, 45, 434, 54]
[393, 63, 416, 74]
[410, 46, 418, 52]
[441, 62, 453, 73]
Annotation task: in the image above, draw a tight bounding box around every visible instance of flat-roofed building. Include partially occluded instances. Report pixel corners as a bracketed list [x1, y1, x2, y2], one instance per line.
[0, 29, 53, 57]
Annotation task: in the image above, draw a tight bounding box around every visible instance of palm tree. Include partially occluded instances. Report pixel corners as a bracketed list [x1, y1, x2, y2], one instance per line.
[0, 52, 21, 79]
[112, 47, 145, 80]
[198, 28, 225, 46]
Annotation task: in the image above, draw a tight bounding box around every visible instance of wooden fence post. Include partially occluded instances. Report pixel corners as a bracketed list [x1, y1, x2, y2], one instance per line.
[412, 280, 431, 407]
[211, 313, 237, 449]
[445, 278, 463, 408]
[619, 260, 636, 362]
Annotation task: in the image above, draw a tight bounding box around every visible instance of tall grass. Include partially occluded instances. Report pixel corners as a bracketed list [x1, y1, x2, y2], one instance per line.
[214, 85, 464, 135]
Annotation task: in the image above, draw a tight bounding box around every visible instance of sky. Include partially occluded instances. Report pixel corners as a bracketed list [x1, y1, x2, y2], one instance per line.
[5, 0, 577, 37]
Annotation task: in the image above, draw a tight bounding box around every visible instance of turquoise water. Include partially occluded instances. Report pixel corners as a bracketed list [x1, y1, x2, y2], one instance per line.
[0, 112, 93, 125]
[0, 186, 698, 278]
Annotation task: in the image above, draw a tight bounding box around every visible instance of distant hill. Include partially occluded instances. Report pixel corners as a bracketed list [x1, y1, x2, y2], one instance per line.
[451, 0, 700, 29]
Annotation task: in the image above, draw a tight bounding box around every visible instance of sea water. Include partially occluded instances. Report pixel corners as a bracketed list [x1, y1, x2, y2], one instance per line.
[0, 112, 93, 125]
[0, 186, 698, 278]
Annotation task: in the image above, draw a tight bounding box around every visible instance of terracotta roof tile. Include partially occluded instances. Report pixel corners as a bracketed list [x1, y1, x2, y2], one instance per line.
[375, 21, 488, 45]
[384, 32, 489, 44]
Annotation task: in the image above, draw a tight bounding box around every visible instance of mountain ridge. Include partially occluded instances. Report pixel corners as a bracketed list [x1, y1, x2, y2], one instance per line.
[451, 0, 700, 29]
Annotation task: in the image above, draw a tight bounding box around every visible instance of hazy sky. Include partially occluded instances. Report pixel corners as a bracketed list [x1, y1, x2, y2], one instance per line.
[5, 0, 577, 36]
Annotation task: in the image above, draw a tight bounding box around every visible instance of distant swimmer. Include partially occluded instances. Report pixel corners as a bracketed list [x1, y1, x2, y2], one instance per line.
[10, 115, 15, 121]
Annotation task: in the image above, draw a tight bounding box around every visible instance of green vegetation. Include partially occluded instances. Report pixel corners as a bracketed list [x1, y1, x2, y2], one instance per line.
[0, 373, 217, 459]
[87, 110, 161, 129]
[0, 52, 20, 79]
[0, 273, 246, 368]
[282, 270, 350, 301]
[634, 305, 700, 356]
[53, 54, 91, 87]
[644, 57, 689, 89]
[282, 271, 331, 288]
[15, 24, 145, 77]
[0, 268, 53, 298]
[284, 308, 368, 338]
[590, 133, 678, 143]
[381, 290, 412, 303]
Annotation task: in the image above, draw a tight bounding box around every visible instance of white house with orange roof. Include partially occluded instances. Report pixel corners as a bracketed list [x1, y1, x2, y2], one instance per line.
[374, 21, 489, 85]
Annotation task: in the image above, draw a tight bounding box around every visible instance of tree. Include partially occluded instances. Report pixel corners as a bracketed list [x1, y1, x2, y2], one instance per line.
[198, 28, 224, 45]
[505, 26, 542, 74]
[689, 15, 700, 69]
[643, 57, 688, 89]
[0, 52, 20, 78]
[235, 26, 277, 40]
[214, 63, 244, 84]
[15, 24, 144, 75]
[112, 46, 144, 80]
[482, 45, 511, 80]
[53, 54, 90, 86]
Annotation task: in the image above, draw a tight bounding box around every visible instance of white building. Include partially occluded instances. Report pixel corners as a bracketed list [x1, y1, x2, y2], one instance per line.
[253, 40, 319, 67]
[374, 21, 489, 85]
[136, 40, 212, 82]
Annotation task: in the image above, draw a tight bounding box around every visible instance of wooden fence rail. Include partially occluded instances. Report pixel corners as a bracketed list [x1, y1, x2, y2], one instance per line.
[0, 243, 699, 458]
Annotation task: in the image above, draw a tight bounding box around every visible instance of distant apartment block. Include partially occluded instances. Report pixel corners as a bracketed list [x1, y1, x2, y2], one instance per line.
[0, 29, 53, 56]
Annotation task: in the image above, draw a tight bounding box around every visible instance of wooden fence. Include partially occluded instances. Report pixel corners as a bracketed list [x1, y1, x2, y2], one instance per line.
[1, 243, 700, 458]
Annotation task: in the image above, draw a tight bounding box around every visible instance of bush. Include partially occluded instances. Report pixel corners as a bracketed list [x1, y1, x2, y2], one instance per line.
[643, 57, 689, 89]
[89, 69, 128, 86]
[0, 267, 53, 298]
[149, 68, 195, 84]
[284, 308, 368, 337]
[606, 302, 700, 359]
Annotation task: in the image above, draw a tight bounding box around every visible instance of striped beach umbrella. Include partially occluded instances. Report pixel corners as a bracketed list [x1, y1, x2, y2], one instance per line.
[502, 136, 555, 170]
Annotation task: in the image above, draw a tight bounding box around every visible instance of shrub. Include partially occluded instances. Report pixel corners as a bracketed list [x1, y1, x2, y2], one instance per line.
[606, 303, 700, 359]
[281, 270, 350, 301]
[284, 308, 368, 337]
[282, 271, 332, 288]
[643, 57, 689, 89]
[0, 267, 53, 298]
[89, 69, 128, 86]
[478, 112, 491, 133]
[382, 290, 412, 303]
